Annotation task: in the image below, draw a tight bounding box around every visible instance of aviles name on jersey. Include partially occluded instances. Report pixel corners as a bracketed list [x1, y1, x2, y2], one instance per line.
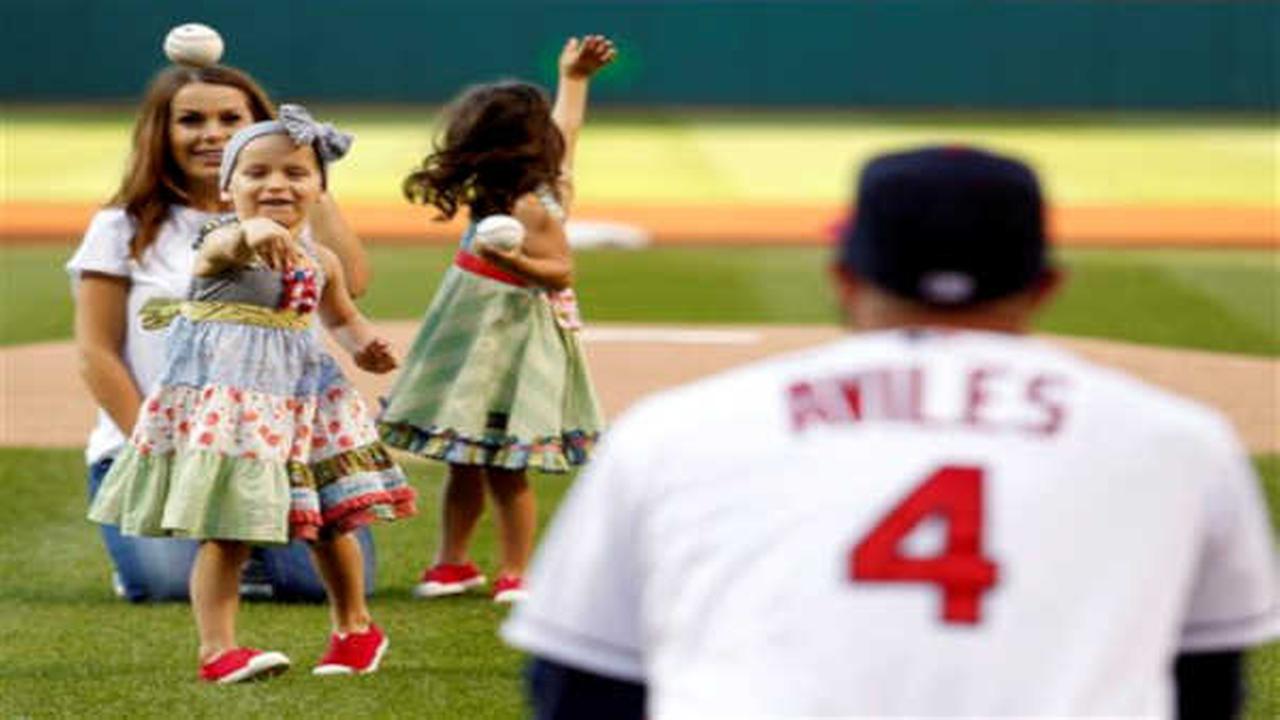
[787, 362, 1067, 437]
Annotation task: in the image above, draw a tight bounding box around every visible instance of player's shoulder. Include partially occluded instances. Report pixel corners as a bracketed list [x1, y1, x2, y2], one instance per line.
[1032, 336, 1242, 450]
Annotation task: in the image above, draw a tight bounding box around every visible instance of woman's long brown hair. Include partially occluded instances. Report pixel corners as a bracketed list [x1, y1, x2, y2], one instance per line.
[403, 81, 565, 220]
[110, 65, 274, 259]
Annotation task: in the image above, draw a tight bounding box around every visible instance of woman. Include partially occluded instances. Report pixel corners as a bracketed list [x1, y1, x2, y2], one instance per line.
[67, 63, 376, 602]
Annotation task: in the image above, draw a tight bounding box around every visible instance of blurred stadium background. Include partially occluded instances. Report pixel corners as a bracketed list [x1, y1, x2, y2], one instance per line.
[1, 1, 1275, 717]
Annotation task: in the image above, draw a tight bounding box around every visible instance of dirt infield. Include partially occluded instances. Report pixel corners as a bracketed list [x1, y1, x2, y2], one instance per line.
[2, 201, 1276, 246]
[2, 323, 1275, 453]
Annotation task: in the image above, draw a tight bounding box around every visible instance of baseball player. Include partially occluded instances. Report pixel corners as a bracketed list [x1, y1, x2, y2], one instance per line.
[501, 147, 1280, 718]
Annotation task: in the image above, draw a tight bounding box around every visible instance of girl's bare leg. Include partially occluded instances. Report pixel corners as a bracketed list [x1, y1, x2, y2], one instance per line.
[191, 540, 251, 662]
[308, 533, 371, 634]
[437, 463, 487, 565]
[486, 468, 535, 577]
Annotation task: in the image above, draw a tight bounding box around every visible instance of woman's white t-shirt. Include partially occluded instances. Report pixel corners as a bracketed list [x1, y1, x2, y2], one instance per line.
[65, 206, 215, 465]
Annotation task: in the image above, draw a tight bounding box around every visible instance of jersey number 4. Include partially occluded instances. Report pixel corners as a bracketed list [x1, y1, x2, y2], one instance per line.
[849, 465, 999, 625]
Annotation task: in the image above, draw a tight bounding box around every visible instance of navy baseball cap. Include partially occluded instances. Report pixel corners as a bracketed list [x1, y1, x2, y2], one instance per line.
[838, 146, 1047, 307]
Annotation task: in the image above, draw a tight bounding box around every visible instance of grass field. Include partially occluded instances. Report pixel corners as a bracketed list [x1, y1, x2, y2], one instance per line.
[0, 450, 557, 719]
[2, 108, 1276, 206]
[1, 449, 1276, 719]
[3, 244, 1276, 355]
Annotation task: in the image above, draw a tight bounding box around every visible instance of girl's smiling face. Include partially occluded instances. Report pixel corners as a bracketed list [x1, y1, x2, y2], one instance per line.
[225, 134, 322, 231]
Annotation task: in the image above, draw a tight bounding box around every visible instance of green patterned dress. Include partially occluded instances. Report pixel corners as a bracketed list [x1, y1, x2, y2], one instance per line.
[377, 192, 603, 471]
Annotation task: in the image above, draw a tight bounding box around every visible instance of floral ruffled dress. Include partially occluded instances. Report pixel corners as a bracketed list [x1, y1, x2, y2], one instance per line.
[89, 244, 415, 544]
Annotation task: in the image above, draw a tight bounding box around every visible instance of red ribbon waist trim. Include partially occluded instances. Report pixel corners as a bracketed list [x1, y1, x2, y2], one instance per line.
[454, 250, 528, 287]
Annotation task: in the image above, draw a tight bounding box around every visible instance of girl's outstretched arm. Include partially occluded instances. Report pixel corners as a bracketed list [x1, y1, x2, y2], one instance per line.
[551, 35, 617, 212]
[194, 218, 303, 276]
[316, 246, 398, 373]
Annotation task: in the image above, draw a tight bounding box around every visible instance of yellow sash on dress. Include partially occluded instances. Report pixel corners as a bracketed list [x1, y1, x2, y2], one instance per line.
[140, 298, 310, 331]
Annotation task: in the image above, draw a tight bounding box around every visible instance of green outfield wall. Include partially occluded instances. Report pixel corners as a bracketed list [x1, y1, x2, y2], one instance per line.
[3, 1, 1275, 110]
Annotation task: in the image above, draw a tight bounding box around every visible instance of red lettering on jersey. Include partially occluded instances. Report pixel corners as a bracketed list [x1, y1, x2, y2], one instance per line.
[836, 378, 864, 421]
[863, 367, 922, 423]
[907, 368, 926, 423]
[862, 369, 891, 420]
[1025, 374, 1068, 436]
[962, 367, 1003, 427]
[887, 367, 926, 422]
[788, 381, 833, 431]
[790, 366, 1059, 438]
[790, 367, 931, 431]
[850, 465, 999, 624]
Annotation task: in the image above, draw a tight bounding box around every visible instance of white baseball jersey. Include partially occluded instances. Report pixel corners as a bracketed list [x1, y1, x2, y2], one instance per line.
[503, 329, 1279, 719]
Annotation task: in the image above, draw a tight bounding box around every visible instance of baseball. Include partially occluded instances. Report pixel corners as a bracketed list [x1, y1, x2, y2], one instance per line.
[163, 23, 224, 67]
[474, 215, 525, 252]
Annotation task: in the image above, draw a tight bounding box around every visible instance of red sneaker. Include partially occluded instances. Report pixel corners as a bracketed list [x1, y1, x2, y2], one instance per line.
[414, 562, 486, 598]
[198, 647, 290, 684]
[313, 624, 389, 676]
[492, 575, 528, 604]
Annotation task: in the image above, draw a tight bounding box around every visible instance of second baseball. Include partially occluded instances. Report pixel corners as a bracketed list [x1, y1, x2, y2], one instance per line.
[163, 23, 224, 67]
[474, 215, 525, 252]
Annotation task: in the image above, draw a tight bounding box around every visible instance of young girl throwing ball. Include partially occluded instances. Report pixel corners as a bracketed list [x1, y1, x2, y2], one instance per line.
[89, 105, 415, 683]
[378, 36, 615, 603]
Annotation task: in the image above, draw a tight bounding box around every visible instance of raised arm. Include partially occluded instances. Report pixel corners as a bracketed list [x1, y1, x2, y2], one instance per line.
[551, 35, 617, 211]
[310, 192, 371, 298]
[74, 274, 142, 433]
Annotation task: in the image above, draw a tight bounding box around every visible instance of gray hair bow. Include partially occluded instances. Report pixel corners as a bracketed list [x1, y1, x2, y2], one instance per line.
[219, 103, 354, 190]
[277, 104, 353, 163]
